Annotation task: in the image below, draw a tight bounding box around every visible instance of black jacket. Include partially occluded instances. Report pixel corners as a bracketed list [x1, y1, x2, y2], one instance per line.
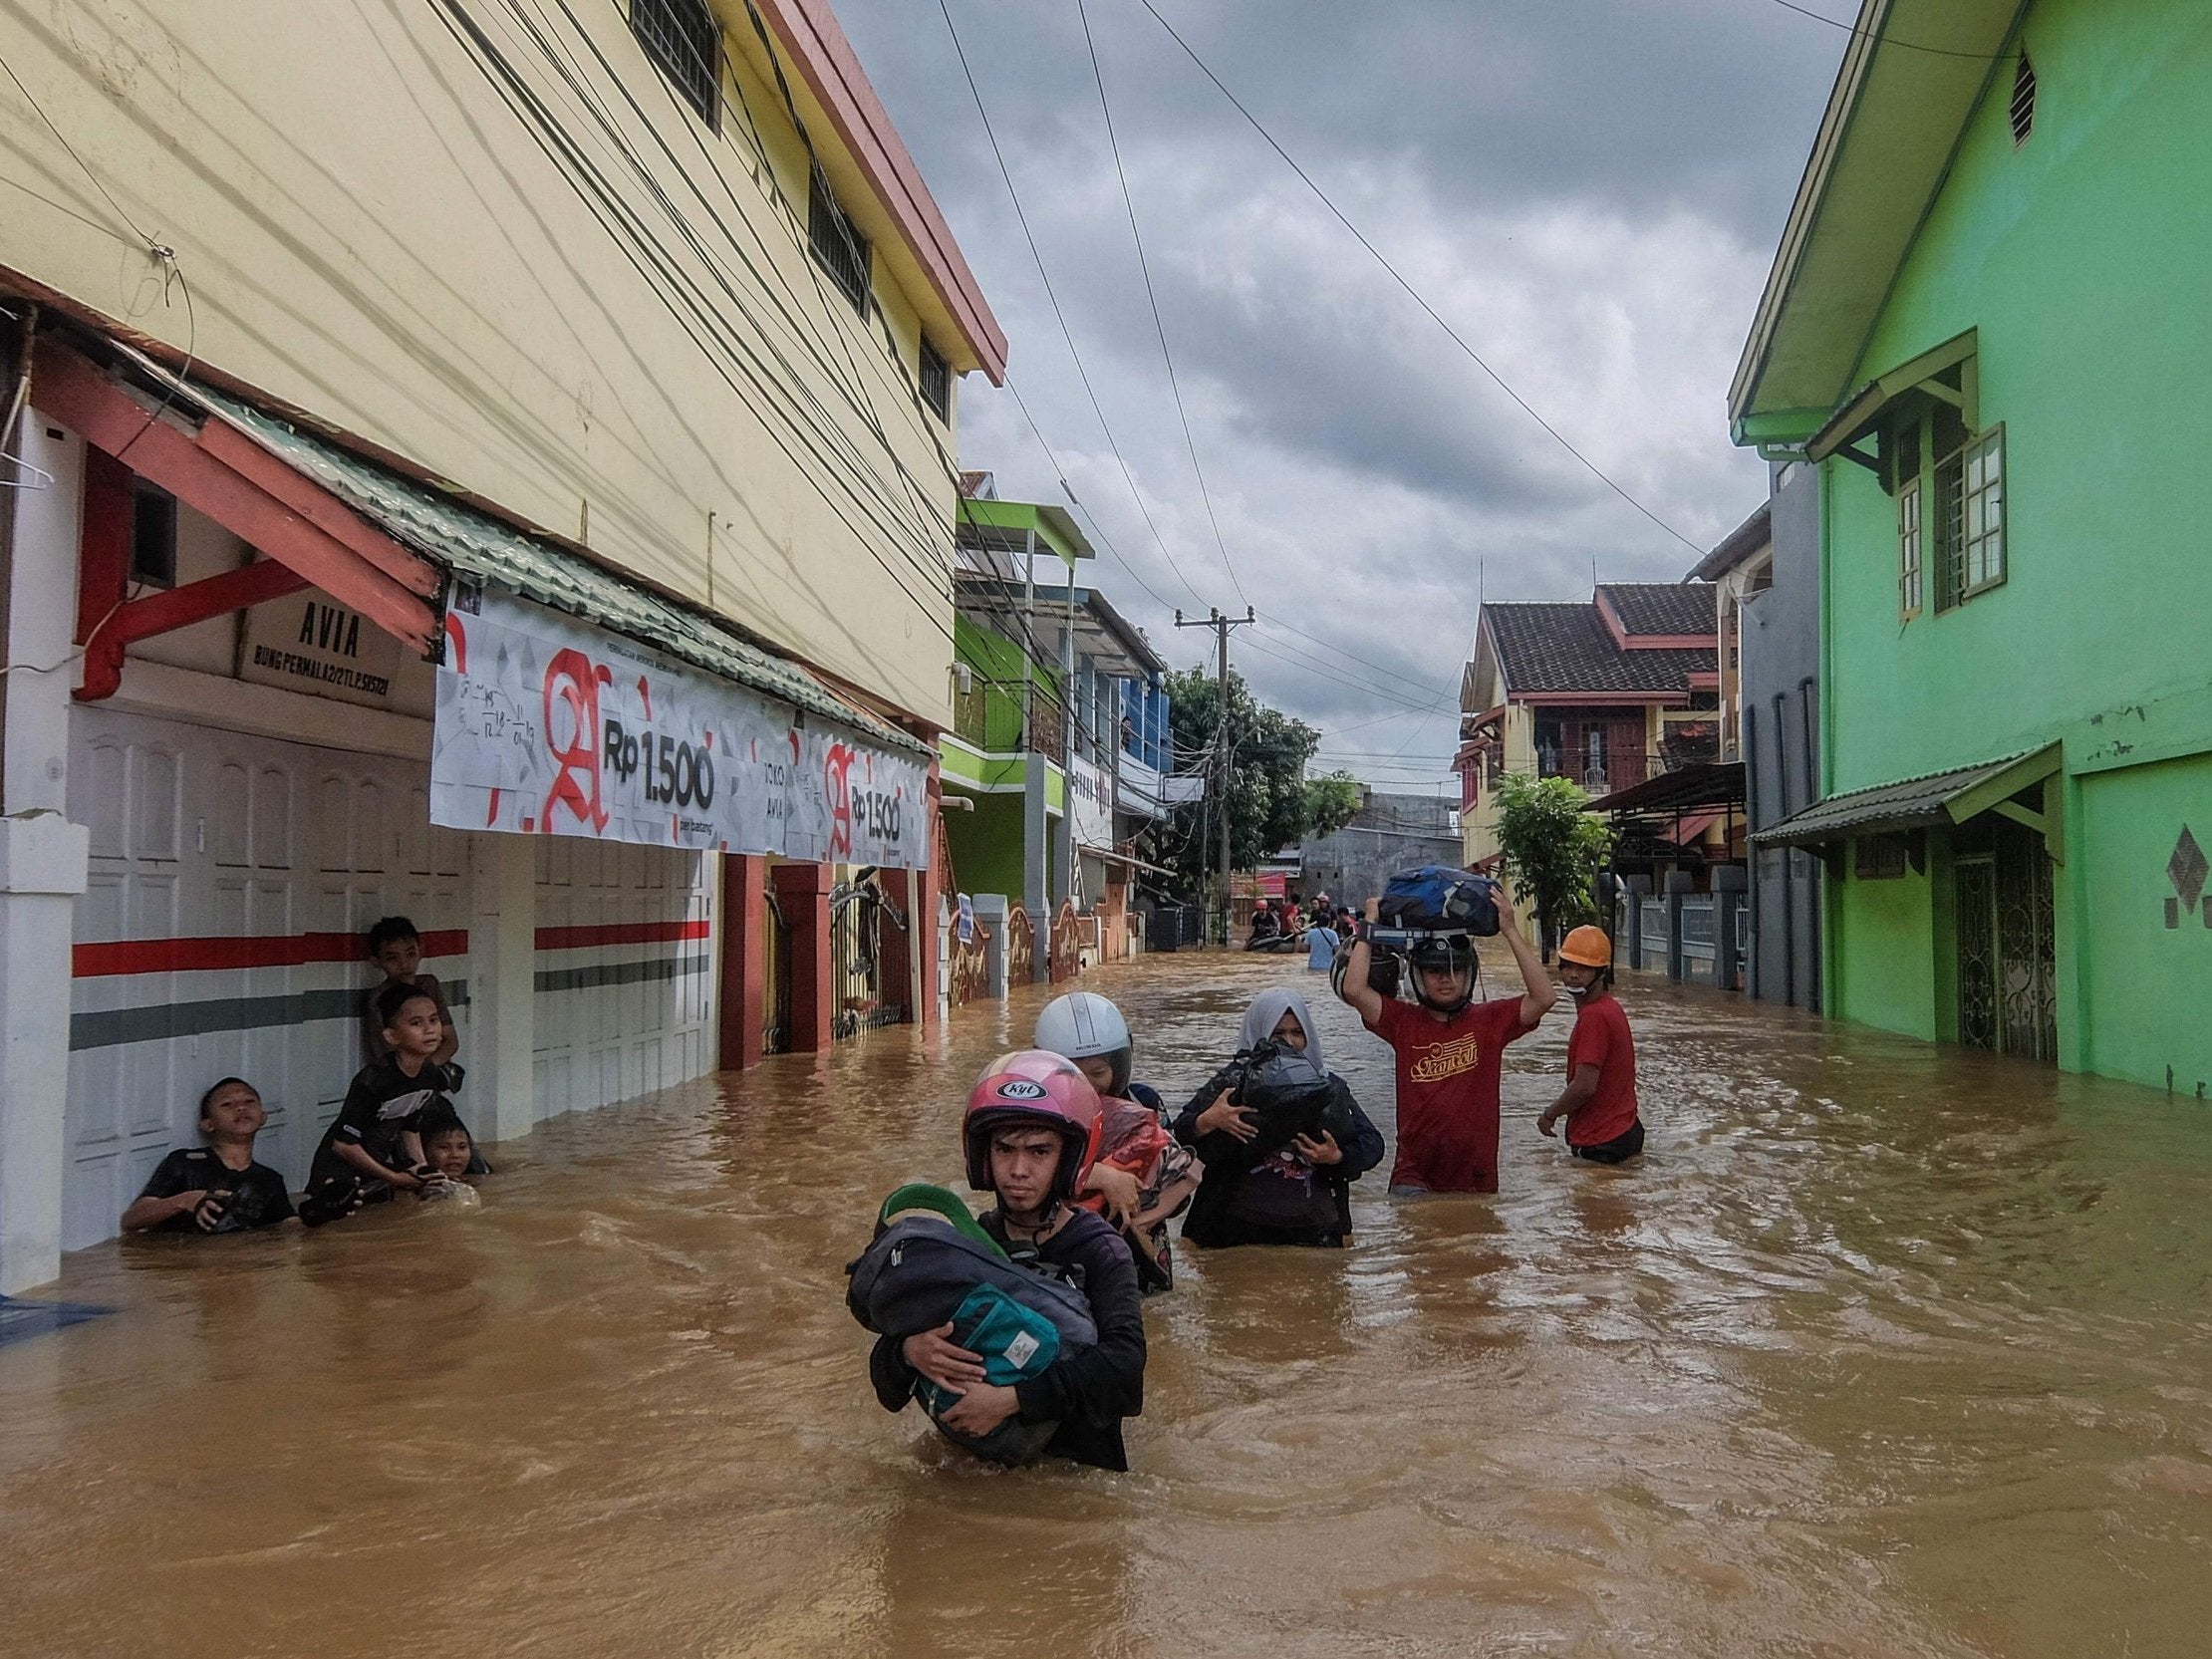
[1171, 1057, 1384, 1248]
[870, 1208, 1146, 1471]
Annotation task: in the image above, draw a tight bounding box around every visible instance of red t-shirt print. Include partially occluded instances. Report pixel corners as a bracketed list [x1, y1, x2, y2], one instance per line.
[1366, 994, 1535, 1194]
[1563, 994, 1640, 1148]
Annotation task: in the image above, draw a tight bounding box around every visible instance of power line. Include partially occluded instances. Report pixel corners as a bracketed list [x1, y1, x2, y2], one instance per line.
[1758, 0, 2022, 61]
[1133, 0, 1707, 559]
[1074, 0, 1245, 607]
[935, 0, 1211, 610]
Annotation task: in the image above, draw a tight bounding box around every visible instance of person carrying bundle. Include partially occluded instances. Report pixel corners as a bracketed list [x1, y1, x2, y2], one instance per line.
[1172, 987, 1384, 1249]
[852, 1052, 1147, 1471]
[1338, 869, 1555, 1196]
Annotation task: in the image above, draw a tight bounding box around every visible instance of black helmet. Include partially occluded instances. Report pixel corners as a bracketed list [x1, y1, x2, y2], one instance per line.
[1406, 934, 1477, 1014]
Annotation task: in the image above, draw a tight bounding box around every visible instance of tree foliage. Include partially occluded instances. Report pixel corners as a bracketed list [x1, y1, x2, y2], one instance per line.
[1153, 667, 1323, 900]
[1493, 772, 1612, 953]
[1303, 771, 1364, 840]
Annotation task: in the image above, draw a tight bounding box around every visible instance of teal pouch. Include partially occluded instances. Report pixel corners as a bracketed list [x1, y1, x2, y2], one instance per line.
[916, 1282, 1061, 1412]
[917, 1284, 1064, 1464]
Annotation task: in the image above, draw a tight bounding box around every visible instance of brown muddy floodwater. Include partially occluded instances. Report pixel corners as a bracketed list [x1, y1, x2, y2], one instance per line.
[6, 951, 2212, 1658]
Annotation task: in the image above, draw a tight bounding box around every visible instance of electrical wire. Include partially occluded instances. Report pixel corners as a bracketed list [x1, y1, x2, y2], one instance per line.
[1758, 0, 2022, 60]
[1074, 0, 1245, 607]
[935, 0, 1210, 609]
[431, 0, 970, 653]
[1132, 0, 1707, 559]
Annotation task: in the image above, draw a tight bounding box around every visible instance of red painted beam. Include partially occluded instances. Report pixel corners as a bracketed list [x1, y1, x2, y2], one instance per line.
[32, 343, 442, 691]
[76, 444, 134, 665]
[78, 557, 310, 700]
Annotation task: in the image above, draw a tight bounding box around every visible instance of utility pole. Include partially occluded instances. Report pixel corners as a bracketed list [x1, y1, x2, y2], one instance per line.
[1175, 605, 1254, 947]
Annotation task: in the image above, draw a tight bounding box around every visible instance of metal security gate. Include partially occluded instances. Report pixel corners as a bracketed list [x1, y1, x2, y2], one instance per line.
[1955, 818, 2057, 1062]
[830, 870, 905, 1040]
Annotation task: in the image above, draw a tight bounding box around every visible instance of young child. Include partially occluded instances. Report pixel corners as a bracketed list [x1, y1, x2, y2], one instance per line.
[307, 981, 469, 1217]
[121, 1077, 299, 1234]
[412, 1102, 483, 1206]
[1537, 927, 1644, 1164]
[1035, 991, 1199, 1291]
[1337, 884, 1556, 1195]
[361, 916, 457, 1069]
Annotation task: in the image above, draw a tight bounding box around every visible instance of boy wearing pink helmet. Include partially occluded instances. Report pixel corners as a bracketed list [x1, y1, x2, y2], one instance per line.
[868, 1051, 1148, 1471]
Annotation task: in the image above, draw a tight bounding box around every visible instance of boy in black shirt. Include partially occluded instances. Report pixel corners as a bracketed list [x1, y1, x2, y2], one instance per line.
[360, 915, 458, 1069]
[123, 1077, 298, 1235]
[306, 982, 467, 1215]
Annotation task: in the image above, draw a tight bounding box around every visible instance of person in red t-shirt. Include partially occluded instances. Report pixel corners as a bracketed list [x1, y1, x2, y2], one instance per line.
[1538, 926, 1644, 1165]
[1338, 883, 1555, 1195]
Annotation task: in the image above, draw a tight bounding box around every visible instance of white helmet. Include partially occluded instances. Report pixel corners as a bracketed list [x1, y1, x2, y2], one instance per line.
[1034, 991, 1133, 1096]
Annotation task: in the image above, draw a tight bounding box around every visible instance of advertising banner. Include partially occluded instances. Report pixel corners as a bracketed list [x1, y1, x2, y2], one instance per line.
[1069, 755, 1115, 850]
[430, 591, 931, 869]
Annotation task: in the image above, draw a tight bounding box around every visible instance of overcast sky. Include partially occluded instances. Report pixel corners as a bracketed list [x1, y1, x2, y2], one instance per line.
[835, 0, 1848, 790]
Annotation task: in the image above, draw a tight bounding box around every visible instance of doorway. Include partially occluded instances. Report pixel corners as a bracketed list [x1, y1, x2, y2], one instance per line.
[1954, 816, 2057, 1061]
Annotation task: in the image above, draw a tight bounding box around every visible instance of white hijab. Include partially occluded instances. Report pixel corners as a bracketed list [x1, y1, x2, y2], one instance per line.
[1239, 985, 1325, 1074]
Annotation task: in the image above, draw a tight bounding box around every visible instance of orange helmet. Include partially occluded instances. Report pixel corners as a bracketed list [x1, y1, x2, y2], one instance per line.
[1558, 926, 1613, 968]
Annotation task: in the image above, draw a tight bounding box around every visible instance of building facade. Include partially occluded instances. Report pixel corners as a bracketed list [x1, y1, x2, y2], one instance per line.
[1731, 0, 2212, 1091]
[940, 489, 1170, 977]
[0, 0, 1002, 1288]
[1456, 584, 1722, 870]
[1298, 789, 1461, 913]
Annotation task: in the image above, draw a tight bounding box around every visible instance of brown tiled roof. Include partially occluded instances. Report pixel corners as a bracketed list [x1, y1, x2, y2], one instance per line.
[1484, 599, 1714, 696]
[1598, 581, 1718, 638]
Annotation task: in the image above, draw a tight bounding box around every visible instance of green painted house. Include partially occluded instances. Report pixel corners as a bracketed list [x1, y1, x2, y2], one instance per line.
[1731, 0, 2212, 1096]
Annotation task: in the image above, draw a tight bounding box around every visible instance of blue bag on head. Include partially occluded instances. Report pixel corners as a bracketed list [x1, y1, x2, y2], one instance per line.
[1376, 865, 1501, 936]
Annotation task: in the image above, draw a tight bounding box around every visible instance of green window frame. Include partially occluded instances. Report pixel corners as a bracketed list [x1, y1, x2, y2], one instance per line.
[1883, 392, 2003, 616]
[1897, 475, 1923, 618]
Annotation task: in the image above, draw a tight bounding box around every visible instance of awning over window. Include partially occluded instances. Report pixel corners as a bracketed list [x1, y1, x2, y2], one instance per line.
[1753, 744, 2060, 848]
[1805, 328, 1978, 463]
[93, 340, 928, 757]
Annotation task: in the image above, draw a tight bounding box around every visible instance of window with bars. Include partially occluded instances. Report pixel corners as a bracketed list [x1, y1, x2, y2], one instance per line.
[1883, 385, 2003, 615]
[1898, 477, 1923, 617]
[630, 0, 720, 129]
[808, 168, 870, 313]
[919, 337, 951, 422]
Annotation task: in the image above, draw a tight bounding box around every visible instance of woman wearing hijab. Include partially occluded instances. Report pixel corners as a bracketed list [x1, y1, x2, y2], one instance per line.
[1171, 987, 1385, 1249]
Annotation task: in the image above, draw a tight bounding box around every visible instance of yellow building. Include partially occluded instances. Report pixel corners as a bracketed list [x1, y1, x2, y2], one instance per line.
[1454, 585, 1722, 868]
[0, 0, 1002, 1287]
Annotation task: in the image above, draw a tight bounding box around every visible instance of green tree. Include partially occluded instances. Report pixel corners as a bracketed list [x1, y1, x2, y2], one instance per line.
[1153, 667, 1323, 902]
[1492, 772, 1612, 957]
[1303, 771, 1364, 840]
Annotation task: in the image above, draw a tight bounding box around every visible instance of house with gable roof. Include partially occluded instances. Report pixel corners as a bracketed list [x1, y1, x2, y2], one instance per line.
[1455, 582, 1721, 871]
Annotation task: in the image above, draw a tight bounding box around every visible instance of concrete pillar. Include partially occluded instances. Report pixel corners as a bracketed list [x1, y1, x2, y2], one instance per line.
[1623, 875, 1652, 971]
[771, 861, 834, 1052]
[465, 833, 538, 1144]
[717, 852, 767, 1070]
[1, 413, 89, 1294]
[973, 892, 1008, 999]
[1026, 906, 1054, 984]
[1713, 864, 1749, 992]
[1021, 754, 1048, 918]
[1664, 870, 1694, 982]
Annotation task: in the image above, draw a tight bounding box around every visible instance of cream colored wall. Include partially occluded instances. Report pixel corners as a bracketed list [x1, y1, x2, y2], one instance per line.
[0, 0, 959, 725]
[1462, 701, 1533, 867]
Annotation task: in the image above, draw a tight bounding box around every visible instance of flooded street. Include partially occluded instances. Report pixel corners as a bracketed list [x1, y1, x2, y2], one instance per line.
[7, 950, 2212, 1658]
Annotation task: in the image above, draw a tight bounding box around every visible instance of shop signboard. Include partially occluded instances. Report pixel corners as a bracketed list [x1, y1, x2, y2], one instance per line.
[1069, 755, 1115, 850]
[240, 591, 403, 709]
[430, 591, 931, 869]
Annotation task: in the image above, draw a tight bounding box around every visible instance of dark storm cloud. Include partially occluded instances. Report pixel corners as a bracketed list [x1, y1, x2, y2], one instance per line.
[835, 0, 1845, 782]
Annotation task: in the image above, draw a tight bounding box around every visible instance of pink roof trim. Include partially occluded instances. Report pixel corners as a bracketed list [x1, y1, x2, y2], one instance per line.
[752, 0, 1008, 384]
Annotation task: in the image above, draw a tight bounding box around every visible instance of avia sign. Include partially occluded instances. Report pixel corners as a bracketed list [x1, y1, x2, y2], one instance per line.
[430, 591, 930, 869]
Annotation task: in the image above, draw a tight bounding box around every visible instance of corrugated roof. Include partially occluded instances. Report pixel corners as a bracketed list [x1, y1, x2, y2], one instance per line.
[1598, 581, 1718, 638]
[1485, 601, 1714, 696]
[1753, 751, 2037, 847]
[194, 383, 929, 756]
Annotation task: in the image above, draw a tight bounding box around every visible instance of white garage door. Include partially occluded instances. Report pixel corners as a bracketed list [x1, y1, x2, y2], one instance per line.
[66, 706, 469, 1250]
[531, 835, 713, 1122]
